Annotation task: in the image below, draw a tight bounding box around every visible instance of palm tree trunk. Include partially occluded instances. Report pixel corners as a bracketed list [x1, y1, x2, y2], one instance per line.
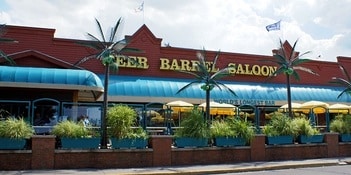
[101, 65, 110, 149]
[206, 89, 210, 124]
[286, 74, 293, 118]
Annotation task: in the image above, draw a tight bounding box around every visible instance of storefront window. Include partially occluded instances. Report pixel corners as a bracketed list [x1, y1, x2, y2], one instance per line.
[61, 102, 102, 127]
[0, 100, 30, 121]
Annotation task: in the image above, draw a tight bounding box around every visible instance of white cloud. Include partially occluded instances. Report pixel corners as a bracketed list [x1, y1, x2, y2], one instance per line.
[1, 0, 350, 62]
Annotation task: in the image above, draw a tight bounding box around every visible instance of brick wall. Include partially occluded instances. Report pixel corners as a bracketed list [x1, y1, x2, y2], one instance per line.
[1, 134, 351, 170]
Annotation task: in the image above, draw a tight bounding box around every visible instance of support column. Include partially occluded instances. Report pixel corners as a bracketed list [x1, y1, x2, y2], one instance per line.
[150, 135, 173, 166]
[325, 133, 339, 158]
[31, 135, 56, 169]
[251, 134, 266, 161]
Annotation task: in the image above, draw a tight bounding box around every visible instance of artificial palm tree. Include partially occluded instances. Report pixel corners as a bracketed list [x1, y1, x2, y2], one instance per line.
[330, 64, 351, 98]
[0, 24, 18, 65]
[176, 49, 237, 123]
[263, 39, 318, 118]
[74, 18, 141, 149]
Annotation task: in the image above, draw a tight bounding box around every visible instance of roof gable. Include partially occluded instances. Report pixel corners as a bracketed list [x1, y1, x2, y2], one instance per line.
[126, 24, 162, 46]
[5, 50, 75, 68]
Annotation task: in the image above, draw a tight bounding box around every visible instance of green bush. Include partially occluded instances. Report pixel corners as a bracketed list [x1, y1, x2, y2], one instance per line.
[175, 108, 210, 138]
[0, 118, 34, 139]
[107, 104, 147, 139]
[291, 117, 319, 138]
[263, 112, 295, 137]
[330, 114, 351, 134]
[211, 118, 255, 143]
[52, 120, 96, 138]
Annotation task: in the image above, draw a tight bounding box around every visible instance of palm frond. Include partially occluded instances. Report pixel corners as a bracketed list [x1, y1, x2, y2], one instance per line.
[177, 70, 203, 80]
[0, 38, 18, 43]
[73, 54, 97, 66]
[215, 81, 237, 96]
[295, 50, 312, 60]
[76, 39, 104, 50]
[272, 54, 288, 65]
[94, 18, 106, 43]
[291, 70, 301, 81]
[176, 80, 202, 94]
[211, 50, 220, 72]
[120, 47, 143, 54]
[109, 39, 127, 52]
[109, 17, 122, 43]
[0, 50, 16, 65]
[339, 64, 351, 82]
[196, 52, 209, 76]
[291, 58, 311, 66]
[211, 67, 232, 80]
[330, 77, 351, 87]
[293, 66, 319, 76]
[263, 66, 285, 83]
[289, 39, 299, 60]
[278, 39, 288, 60]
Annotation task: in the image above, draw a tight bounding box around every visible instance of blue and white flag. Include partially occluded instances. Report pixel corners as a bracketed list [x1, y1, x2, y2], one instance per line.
[266, 20, 281, 32]
[135, 1, 144, 13]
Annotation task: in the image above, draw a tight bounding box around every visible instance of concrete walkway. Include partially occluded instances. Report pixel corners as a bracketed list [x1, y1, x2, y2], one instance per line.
[2, 157, 351, 175]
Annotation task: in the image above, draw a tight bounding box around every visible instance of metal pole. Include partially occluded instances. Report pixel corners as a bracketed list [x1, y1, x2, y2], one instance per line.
[101, 65, 110, 149]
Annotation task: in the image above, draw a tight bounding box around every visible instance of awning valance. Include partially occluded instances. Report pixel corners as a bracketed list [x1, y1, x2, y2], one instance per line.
[101, 75, 351, 106]
[0, 66, 104, 101]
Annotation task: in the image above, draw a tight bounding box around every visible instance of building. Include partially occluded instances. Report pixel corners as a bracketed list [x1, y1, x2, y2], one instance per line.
[0, 24, 350, 132]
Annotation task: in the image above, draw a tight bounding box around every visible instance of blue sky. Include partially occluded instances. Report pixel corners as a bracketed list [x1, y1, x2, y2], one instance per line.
[1, 0, 350, 62]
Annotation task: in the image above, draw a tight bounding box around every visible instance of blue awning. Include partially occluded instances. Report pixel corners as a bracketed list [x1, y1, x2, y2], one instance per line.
[0, 66, 104, 101]
[101, 75, 351, 106]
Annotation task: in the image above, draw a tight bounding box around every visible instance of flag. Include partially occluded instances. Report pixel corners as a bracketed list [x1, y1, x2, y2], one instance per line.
[135, 1, 144, 13]
[266, 20, 281, 32]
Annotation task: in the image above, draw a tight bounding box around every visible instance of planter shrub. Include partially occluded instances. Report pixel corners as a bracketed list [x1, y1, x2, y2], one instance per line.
[107, 104, 148, 149]
[291, 117, 323, 144]
[52, 120, 100, 149]
[211, 118, 254, 147]
[174, 108, 210, 148]
[263, 112, 294, 145]
[0, 117, 34, 150]
[330, 114, 351, 142]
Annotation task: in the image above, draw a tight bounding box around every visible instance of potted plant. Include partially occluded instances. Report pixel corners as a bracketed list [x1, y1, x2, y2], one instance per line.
[52, 120, 100, 149]
[107, 104, 148, 149]
[263, 112, 295, 145]
[174, 108, 210, 148]
[0, 117, 34, 149]
[211, 117, 255, 147]
[330, 114, 351, 142]
[291, 117, 323, 144]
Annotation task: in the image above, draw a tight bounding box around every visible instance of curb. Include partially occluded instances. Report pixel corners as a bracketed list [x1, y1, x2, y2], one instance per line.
[116, 160, 345, 175]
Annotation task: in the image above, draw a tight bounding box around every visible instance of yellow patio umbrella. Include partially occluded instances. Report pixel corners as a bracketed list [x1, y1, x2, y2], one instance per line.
[328, 103, 350, 114]
[166, 100, 194, 113]
[199, 101, 236, 115]
[278, 102, 302, 112]
[299, 101, 329, 114]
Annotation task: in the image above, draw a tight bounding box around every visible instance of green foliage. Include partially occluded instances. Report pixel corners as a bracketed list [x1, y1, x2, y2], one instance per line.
[52, 120, 96, 138]
[211, 120, 233, 137]
[0, 118, 34, 139]
[263, 112, 295, 137]
[211, 118, 255, 143]
[291, 117, 319, 137]
[107, 104, 147, 139]
[175, 108, 210, 138]
[330, 114, 351, 134]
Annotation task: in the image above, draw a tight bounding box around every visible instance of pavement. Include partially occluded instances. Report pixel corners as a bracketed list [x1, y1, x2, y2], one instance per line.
[2, 157, 351, 175]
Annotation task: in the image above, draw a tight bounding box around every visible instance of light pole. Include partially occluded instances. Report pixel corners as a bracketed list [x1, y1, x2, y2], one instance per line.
[101, 64, 110, 149]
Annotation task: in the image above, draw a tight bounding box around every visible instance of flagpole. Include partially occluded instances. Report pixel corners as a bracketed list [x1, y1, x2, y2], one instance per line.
[143, 1, 145, 24]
